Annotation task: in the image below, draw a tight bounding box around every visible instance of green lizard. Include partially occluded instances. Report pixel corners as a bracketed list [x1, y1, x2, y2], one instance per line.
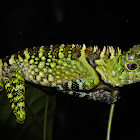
[0, 44, 140, 123]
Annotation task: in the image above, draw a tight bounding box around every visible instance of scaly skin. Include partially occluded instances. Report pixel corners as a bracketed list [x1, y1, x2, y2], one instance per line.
[0, 44, 140, 123]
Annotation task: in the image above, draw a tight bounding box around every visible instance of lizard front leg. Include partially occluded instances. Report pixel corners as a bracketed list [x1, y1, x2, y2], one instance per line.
[4, 70, 26, 123]
[57, 79, 119, 104]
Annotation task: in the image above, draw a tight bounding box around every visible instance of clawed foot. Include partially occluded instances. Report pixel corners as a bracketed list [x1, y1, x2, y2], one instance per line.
[88, 84, 120, 104]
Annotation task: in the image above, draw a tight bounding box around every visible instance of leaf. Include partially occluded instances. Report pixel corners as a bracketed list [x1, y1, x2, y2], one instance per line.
[0, 83, 56, 140]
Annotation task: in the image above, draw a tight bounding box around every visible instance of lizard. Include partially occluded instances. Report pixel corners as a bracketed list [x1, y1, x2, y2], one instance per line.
[0, 44, 140, 124]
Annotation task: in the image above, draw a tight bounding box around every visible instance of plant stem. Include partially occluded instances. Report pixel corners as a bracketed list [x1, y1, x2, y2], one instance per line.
[106, 90, 119, 140]
[43, 95, 56, 140]
[106, 103, 115, 140]
[43, 95, 49, 140]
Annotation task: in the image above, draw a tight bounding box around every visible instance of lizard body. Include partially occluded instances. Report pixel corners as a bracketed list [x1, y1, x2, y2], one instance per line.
[0, 44, 140, 123]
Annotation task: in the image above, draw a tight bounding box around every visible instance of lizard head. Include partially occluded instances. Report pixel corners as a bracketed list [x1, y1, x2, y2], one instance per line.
[95, 45, 140, 87]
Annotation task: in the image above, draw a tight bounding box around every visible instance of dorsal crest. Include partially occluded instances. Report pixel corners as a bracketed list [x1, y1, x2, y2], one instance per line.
[93, 45, 122, 59]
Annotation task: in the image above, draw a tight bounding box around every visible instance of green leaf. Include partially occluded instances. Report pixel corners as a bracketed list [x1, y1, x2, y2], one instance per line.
[0, 84, 56, 140]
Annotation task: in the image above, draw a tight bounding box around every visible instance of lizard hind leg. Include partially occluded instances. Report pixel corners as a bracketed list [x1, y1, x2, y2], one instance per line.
[4, 70, 26, 124]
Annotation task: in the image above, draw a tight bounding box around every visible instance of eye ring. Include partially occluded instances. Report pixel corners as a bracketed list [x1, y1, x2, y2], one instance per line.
[125, 62, 139, 71]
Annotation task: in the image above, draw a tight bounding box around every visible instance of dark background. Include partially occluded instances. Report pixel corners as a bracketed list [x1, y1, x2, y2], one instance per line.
[1, 0, 140, 140]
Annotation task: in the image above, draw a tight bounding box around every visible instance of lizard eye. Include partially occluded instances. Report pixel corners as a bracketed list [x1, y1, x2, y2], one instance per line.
[125, 62, 139, 71]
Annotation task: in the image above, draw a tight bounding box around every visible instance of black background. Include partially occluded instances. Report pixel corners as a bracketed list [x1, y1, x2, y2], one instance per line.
[1, 0, 140, 140]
